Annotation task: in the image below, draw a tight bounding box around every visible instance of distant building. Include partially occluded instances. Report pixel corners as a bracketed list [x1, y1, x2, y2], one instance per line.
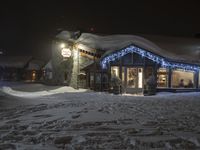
[43, 60, 53, 82]
[0, 56, 45, 82]
[50, 31, 200, 93]
[25, 59, 45, 82]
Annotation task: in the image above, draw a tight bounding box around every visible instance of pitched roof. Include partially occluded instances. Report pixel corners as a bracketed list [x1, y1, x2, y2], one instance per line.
[76, 33, 200, 65]
[26, 59, 45, 70]
[0, 56, 32, 68]
[56, 31, 200, 65]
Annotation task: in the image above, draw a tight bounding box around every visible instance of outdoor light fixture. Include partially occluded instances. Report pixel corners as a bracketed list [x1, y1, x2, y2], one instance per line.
[101, 45, 200, 71]
[60, 43, 66, 49]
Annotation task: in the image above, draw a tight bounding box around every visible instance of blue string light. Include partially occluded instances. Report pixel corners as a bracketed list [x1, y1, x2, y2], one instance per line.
[101, 45, 200, 71]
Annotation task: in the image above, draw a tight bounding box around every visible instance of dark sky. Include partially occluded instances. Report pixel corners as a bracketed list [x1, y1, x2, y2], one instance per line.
[0, 1, 200, 60]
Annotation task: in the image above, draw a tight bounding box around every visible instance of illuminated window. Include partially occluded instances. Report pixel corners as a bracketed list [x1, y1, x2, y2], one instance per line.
[172, 69, 194, 88]
[127, 68, 137, 88]
[138, 68, 143, 88]
[111, 66, 119, 78]
[32, 71, 36, 81]
[122, 67, 125, 85]
[157, 68, 168, 88]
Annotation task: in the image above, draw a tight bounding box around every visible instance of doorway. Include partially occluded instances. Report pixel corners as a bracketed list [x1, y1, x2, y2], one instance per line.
[125, 67, 143, 93]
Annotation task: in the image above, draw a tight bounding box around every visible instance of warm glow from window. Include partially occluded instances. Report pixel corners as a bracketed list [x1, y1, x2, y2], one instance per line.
[157, 68, 168, 88]
[122, 67, 125, 85]
[127, 68, 137, 88]
[138, 68, 143, 88]
[172, 69, 194, 88]
[111, 66, 119, 78]
[32, 71, 36, 81]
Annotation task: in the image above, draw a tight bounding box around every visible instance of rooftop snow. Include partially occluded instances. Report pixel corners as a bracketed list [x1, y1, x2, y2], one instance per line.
[56, 31, 200, 65]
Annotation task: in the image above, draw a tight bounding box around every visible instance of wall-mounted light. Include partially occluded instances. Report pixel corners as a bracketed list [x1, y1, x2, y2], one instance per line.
[60, 43, 66, 49]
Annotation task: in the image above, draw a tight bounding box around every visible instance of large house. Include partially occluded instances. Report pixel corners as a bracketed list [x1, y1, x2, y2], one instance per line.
[50, 31, 200, 94]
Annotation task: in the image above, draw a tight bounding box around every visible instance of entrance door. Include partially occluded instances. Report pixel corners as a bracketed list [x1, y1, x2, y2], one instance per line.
[126, 67, 143, 93]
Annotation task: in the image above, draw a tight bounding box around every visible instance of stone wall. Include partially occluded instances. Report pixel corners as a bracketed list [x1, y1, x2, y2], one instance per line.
[51, 41, 73, 86]
[51, 41, 94, 88]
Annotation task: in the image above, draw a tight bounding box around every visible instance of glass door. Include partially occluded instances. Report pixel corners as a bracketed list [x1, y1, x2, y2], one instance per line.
[126, 67, 143, 93]
[127, 68, 137, 88]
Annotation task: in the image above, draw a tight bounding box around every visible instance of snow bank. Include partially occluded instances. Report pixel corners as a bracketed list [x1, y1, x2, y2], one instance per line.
[0, 86, 88, 98]
[0, 82, 200, 149]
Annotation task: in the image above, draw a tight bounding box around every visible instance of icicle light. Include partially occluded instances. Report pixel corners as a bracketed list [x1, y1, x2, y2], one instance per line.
[101, 45, 200, 71]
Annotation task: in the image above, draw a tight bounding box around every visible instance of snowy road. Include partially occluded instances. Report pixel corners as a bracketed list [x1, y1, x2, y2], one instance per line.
[0, 83, 200, 149]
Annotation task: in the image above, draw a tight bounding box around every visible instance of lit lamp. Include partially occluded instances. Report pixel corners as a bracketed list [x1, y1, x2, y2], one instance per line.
[60, 43, 66, 49]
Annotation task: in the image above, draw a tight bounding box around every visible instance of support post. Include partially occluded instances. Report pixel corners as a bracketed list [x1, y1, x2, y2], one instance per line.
[93, 55, 96, 91]
[100, 68, 103, 92]
[77, 48, 80, 89]
[194, 70, 199, 89]
[168, 68, 172, 88]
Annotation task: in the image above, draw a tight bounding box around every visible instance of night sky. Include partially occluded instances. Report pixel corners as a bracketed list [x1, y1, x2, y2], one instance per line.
[0, 1, 200, 60]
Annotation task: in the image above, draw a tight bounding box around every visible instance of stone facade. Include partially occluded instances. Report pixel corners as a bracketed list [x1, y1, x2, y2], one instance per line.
[51, 40, 94, 89]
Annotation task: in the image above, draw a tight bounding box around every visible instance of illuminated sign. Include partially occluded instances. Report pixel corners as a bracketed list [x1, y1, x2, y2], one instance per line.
[61, 48, 72, 58]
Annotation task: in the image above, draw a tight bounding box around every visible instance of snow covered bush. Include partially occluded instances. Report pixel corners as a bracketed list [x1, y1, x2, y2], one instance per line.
[146, 75, 157, 95]
[110, 76, 122, 94]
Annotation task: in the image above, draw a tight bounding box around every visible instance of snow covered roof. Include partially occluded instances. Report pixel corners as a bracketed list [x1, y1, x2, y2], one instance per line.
[141, 35, 200, 64]
[0, 56, 32, 68]
[43, 60, 53, 70]
[77, 33, 200, 65]
[56, 31, 200, 65]
[26, 59, 45, 70]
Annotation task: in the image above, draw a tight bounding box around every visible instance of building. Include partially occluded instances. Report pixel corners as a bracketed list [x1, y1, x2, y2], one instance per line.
[25, 59, 45, 82]
[0, 56, 45, 82]
[50, 31, 200, 94]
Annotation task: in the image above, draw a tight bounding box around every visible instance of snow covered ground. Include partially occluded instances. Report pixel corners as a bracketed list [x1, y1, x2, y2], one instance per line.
[0, 82, 200, 149]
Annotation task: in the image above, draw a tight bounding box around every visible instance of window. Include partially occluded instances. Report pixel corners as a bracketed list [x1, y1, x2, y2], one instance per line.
[32, 71, 36, 81]
[122, 67, 125, 85]
[111, 66, 120, 78]
[127, 68, 137, 88]
[157, 68, 168, 88]
[199, 72, 200, 88]
[90, 73, 94, 87]
[95, 73, 101, 84]
[172, 69, 194, 88]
